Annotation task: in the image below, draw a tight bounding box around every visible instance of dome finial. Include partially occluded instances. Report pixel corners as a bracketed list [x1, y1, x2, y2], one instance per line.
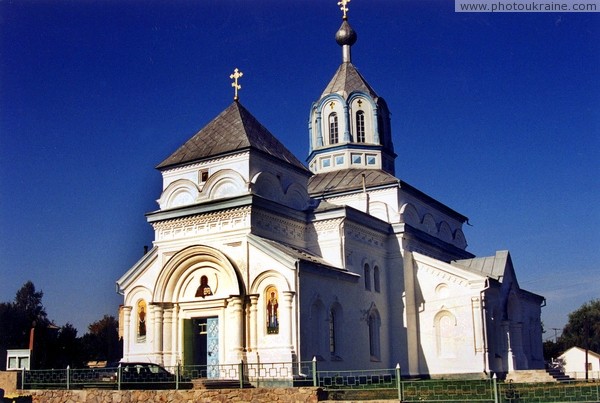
[337, 0, 350, 20]
[230, 68, 243, 102]
[335, 0, 356, 63]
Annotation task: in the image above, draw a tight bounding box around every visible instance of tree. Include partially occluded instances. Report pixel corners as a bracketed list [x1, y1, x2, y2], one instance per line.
[53, 323, 84, 368]
[559, 299, 600, 353]
[81, 315, 122, 363]
[14, 281, 48, 326]
[0, 281, 54, 369]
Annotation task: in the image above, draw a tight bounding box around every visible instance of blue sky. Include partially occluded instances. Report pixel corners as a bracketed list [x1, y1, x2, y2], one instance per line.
[0, 0, 598, 339]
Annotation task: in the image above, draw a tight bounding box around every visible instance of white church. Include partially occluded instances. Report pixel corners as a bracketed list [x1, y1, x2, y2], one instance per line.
[116, 4, 545, 379]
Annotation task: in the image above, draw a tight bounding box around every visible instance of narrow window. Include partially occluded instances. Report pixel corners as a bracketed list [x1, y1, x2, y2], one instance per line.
[374, 266, 381, 293]
[368, 311, 381, 360]
[364, 264, 371, 291]
[356, 111, 366, 142]
[329, 309, 336, 355]
[329, 113, 339, 144]
[200, 170, 209, 182]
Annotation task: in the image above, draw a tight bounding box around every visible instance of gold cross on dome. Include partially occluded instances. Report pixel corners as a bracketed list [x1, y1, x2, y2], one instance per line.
[337, 0, 350, 19]
[230, 68, 243, 101]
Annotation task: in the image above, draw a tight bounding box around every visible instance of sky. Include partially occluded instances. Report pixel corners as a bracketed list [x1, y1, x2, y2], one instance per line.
[0, 0, 598, 340]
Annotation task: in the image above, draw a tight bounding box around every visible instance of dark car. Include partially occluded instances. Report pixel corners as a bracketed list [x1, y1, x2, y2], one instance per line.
[118, 362, 191, 389]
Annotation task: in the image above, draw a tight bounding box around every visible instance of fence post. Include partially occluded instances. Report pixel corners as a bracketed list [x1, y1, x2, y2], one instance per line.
[493, 374, 498, 403]
[66, 365, 70, 390]
[312, 356, 318, 387]
[21, 368, 25, 390]
[117, 363, 122, 391]
[396, 363, 402, 402]
[175, 363, 179, 390]
[239, 360, 244, 389]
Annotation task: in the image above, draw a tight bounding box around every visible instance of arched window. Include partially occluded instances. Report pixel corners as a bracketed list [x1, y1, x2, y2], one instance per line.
[364, 264, 371, 291]
[356, 110, 366, 142]
[309, 300, 326, 359]
[329, 113, 339, 144]
[368, 310, 381, 361]
[373, 266, 381, 293]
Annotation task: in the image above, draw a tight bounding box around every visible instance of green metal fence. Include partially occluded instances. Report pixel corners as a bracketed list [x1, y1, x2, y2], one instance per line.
[19, 362, 600, 403]
[497, 380, 600, 403]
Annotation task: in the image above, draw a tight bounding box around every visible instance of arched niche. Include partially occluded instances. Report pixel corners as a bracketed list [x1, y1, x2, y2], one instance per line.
[438, 221, 453, 242]
[422, 214, 437, 235]
[153, 245, 244, 302]
[251, 171, 284, 203]
[158, 179, 200, 210]
[196, 169, 247, 202]
[400, 203, 420, 227]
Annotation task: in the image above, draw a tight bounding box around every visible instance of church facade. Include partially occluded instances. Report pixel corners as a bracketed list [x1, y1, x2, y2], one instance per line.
[116, 8, 544, 378]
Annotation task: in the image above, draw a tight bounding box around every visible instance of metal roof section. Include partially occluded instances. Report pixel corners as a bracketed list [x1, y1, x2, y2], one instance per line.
[308, 168, 398, 196]
[157, 101, 309, 173]
[451, 250, 512, 281]
[320, 62, 379, 100]
[308, 169, 468, 223]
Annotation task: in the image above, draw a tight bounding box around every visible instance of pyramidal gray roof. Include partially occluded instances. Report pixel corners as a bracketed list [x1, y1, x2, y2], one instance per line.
[157, 102, 309, 172]
[320, 62, 379, 100]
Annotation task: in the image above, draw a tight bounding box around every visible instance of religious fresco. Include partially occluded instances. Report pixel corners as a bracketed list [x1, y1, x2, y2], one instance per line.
[266, 286, 279, 334]
[137, 299, 147, 340]
[195, 275, 213, 298]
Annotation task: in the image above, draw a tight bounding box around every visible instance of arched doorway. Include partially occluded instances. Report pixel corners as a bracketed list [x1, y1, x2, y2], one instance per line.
[153, 245, 245, 369]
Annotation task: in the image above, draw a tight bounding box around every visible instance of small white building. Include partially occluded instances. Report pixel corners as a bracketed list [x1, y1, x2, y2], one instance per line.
[6, 349, 31, 371]
[116, 7, 545, 379]
[557, 347, 600, 380]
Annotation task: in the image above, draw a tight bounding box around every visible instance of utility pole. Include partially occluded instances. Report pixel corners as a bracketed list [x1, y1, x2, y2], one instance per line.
[552, 328, 560, 342]
[584, 319, 590, 381]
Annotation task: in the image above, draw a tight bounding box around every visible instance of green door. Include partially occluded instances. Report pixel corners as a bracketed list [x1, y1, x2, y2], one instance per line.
[183, 317, 219, 378]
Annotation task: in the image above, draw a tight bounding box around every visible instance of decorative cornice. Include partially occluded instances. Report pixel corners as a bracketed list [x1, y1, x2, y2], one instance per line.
[159, 151, 250, 175]
[152, 206, 251, 241]
[345, 221, 386, 248]
[252, 209, 305, 244]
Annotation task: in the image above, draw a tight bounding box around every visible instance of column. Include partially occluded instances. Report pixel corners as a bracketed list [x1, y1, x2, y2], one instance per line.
[343, 104, 351, 142]
[502, 321, 514, 372]
[152, 304, 164, 364]
[511, 322, 526, 369]
[227, 296, 244, 362]
[249, 295, 259, 352]
[282, 291, 295, 350]
[316, 111, 323, 147]
[163, 307, 173, 367]
[171, 304, 179, 365]
[372, 108, 380, 144]
[121, 306, 132, 360]
[471, 297, 483, 353]
[403, 251, 421, 376]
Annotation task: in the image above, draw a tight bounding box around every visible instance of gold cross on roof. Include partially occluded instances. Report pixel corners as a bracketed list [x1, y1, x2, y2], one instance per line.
[230, 68, 243, 101]
[337, 0, 350, 20]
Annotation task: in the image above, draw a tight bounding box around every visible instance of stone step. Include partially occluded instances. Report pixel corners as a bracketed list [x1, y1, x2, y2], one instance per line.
[505, 369, 574, 383]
